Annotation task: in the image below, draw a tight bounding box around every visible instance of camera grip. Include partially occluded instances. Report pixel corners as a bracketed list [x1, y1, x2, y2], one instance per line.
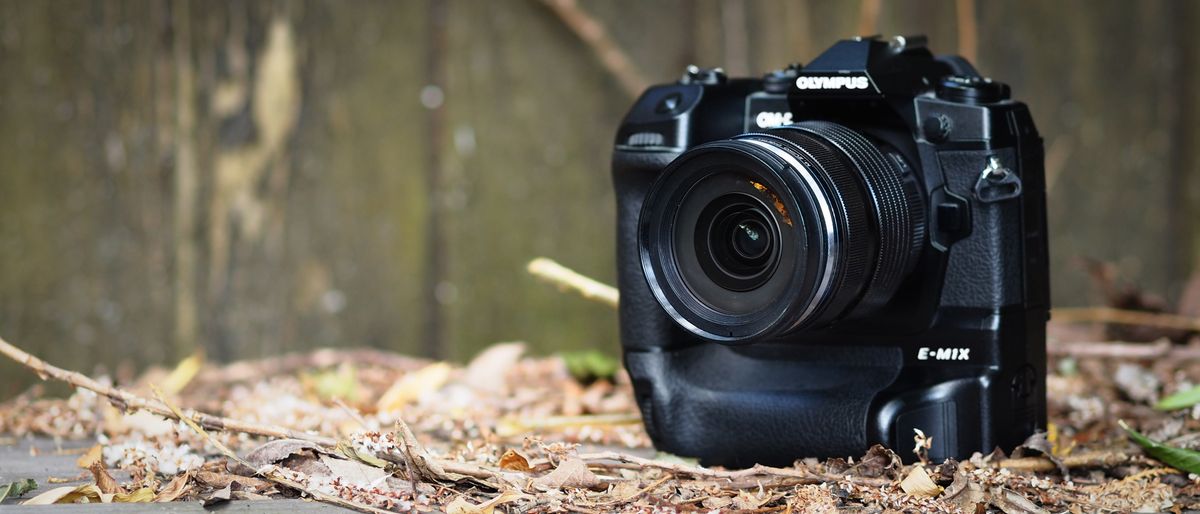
[625, 343, 903, 467]
[613, 150, 682, 350]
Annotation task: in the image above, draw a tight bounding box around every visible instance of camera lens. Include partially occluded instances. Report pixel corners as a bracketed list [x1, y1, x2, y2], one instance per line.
[638, 121, 925, 342]
[695, 195, 778, 291]
[730, 219, 769, 260]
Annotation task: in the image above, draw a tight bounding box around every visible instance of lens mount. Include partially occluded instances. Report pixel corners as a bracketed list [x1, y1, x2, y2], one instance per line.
[638, 121, 925, 343]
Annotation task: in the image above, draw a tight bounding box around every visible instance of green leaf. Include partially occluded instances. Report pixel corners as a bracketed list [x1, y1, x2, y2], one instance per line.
[0, 479, 38, 502]
[1156, 384, 1200, 410]
[1119, 420, 1200, 473]
[560, 350, 619, 383]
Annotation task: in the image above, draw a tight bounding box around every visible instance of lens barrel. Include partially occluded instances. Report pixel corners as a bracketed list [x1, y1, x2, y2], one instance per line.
[638, 121, 925, 342]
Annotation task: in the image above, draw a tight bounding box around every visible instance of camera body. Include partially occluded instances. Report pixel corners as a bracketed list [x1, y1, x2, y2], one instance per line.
[612, 36, 1048, 467]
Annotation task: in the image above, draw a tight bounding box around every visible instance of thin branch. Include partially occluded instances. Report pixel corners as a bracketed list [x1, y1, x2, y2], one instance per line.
[994, 450, 1138, 473]
[1048, 339, 1200, 360]
[527, 258, 619, 308]
[955, 0, 978, 63]
[574, 451, 893, 488]
[1053, 307, 1200, 332]
[856, 0, 881, 37]
[537, 0, 649, 99]
[0, 334, 337, 447]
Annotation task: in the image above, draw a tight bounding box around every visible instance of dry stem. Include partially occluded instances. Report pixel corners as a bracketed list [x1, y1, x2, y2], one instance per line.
[856, 0, 881, 36]
[955, 0, 978, 62]
[1049, 339, 1200, 360]
[994, 450, 1138, 473]
[1053, 307, 1200, 332]
[0, 334, 337, 447]
[537, 0, 648, 99]
[527, 258, 619, 308]
[575, 451, 893, 488]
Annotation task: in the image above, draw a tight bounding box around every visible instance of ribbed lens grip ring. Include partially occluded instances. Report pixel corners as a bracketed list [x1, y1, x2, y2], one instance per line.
[780, 121, 925, 315]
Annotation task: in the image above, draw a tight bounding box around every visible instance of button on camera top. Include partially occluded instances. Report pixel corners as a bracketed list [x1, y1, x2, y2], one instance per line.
[679, 65, 727, 86]
[936, 75, 1011, 104]
[762, 64, 802, 93]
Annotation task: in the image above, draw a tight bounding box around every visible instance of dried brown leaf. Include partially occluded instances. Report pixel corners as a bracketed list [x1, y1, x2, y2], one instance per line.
[943, 472, 986, 513]
[76, 445, 102, 469]
[376, 362, 451, 412]
[194, 471, 273, 492]
[202, 483, 234, 508]
[701, 496, 734, 509]
[1012, 431, 1067, 475]
[462, 342, 525, 393]
[498, 449, 532, 472]
[533, 458, 601, 490]
[230, 438, 328, 476]
[153, 471, 193, 502]
[22, 484, 103, 505]
[731, 489, 771, 509]
[851, 444, 903, 479]
[319, 454, 389, 485]
[445, 491, 522, 514]
[113, 487, 155, 503]
[88, 461, 122, 495]
[990, 487, 1049, 514]
[899, 465, 941, 497]
[932, 458, 959, 482]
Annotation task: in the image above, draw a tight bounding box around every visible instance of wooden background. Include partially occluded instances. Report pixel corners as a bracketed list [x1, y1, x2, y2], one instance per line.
[1, 0, 1197, 396]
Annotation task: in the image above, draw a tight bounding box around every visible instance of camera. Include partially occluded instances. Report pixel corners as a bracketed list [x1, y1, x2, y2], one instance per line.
[611, 36, 1048, 467]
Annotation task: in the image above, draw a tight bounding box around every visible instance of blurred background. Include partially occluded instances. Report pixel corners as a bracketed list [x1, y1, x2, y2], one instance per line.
[1, 0, 1197, 397]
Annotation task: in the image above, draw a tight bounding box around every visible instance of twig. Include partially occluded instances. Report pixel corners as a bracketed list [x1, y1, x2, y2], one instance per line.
[152, 387, 392, 514]
[332, 398, 370, 430]
[537, 0, 649, 99]
[0, 334, 337, 447]
[955, 0, 978, 63]
[993, 450, 1138, 473]
[527, 258, 619, 308]
[1048, 339, 1200, 360]
[574, 451, 893, 488]
[856, 0, 881, 36]
[1053, 307, 1200, 332]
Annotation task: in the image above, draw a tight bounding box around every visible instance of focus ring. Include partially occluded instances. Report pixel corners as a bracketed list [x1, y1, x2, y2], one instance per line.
[781, 122, 924, 314]
[737, 132, 873, 329]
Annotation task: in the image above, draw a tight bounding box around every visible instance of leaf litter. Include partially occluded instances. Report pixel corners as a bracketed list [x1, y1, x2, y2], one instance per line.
[2, 341, 1199, 512]
[4, 261, 1200, 511]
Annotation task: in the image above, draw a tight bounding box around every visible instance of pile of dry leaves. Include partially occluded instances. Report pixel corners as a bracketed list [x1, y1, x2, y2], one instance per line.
[0, 261, 1199, 512]
[0, 335, 1197, 513]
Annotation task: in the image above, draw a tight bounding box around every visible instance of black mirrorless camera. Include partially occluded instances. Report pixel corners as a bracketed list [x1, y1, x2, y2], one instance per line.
[611, 36, 1048, 467]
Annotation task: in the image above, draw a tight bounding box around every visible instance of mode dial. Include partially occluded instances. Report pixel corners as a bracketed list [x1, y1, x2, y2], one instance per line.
[936, 75, 1010, 104]
[679, 65, 727, 86]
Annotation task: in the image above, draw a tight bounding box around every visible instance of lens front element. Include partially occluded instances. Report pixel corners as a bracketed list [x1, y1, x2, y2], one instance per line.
[696, 193, 779, 292]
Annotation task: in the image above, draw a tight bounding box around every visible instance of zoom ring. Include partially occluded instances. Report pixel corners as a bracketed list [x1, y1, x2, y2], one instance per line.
[785, 121, 925, 315]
